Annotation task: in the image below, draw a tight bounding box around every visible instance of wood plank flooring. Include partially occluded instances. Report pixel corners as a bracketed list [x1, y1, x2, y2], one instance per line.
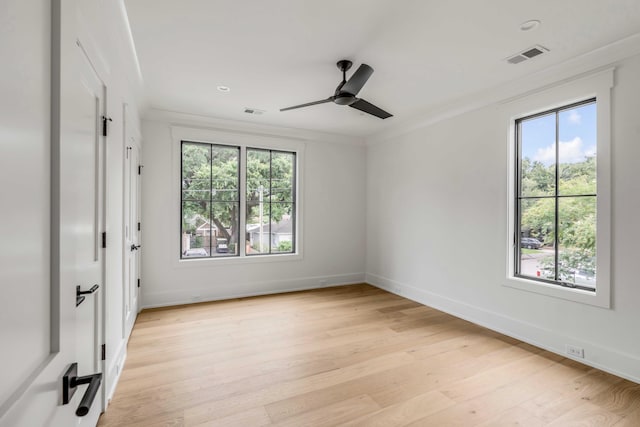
[98, 284, 640, 426]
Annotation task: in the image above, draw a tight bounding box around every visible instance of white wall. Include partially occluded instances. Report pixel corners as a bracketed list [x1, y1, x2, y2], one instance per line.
[366, 53, 640, 383]
[0, 0, 52, 408]
[0, 0, 143, 418]
[140, 113, 366, 307]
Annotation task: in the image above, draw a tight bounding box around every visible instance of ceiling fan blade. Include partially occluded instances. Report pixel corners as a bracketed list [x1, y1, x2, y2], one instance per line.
[341, 64, 373, 96]
[280, 97, 333, 112]
[349, 98, 393, 119]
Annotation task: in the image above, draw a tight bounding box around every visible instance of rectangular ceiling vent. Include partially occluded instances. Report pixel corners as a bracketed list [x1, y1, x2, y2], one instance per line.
[244, 108, 265, 115]
[506, 45, 549, 64]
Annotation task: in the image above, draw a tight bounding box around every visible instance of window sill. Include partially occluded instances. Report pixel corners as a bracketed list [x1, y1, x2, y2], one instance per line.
[176, 252, 303, 268]
[503, 276, 610, 308]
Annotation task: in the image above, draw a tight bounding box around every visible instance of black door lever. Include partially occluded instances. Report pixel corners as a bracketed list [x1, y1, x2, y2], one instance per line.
[130, 244, 141, 251]
[76, 284, 99, 307]
[62, 363, 102, 416]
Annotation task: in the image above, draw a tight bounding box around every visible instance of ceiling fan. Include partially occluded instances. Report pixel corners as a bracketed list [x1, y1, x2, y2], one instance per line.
[280, 60, 393, 119]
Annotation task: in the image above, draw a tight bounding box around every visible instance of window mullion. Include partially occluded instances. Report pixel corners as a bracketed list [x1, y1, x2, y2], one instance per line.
[239, 146, 246, 257]
[268, 150, 273, 254]
[209, 145, 213, 258]
[554, 111, 560, 281]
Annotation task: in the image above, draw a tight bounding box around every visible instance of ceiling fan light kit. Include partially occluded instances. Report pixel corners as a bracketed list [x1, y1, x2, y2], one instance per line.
[280, 59, 393, 119]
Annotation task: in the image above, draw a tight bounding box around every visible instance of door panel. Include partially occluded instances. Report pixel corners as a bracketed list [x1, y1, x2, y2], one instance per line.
[63, 36, 105, 427]
[124, 133, 141, 336]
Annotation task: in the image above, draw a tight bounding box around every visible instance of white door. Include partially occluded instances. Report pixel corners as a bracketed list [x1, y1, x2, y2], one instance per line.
[123, 131, 141, 336]
[0, 3, 105, 425]
[67, 40, 106, 427]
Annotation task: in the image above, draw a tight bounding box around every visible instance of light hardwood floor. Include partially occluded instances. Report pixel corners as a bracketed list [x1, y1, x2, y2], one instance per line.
[98, 284, 640, 426]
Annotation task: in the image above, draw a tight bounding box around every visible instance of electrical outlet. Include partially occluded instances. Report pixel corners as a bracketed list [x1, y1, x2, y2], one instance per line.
[566, 344, 584, 358]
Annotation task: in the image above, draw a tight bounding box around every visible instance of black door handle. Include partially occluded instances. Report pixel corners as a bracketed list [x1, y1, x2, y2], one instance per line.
[76, 284, 99, 307]
[62, 363, 102, 416]
[130, 244, 141, 251]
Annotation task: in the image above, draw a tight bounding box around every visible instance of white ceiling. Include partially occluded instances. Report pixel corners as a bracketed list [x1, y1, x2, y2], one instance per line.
[124, 0, 640, 137]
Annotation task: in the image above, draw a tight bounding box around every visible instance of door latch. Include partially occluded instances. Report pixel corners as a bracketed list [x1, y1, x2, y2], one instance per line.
[62, 363, 102, 416]
[76, 284, 99, 307]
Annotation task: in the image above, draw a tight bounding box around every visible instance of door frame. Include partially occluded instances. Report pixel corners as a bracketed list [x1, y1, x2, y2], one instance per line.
[122, 103, 142, 340]
[75, 30, 109, 417]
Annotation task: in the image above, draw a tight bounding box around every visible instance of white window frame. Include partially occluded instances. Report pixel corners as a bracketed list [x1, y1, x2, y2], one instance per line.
[171, 125, 304, 266]
[504, 69, 613, 308]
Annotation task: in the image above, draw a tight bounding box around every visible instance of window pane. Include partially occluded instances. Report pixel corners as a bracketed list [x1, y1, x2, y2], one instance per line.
[182, 201, 211, 257]
[182, 143, 210, 201]
[270, 152, 295, 202]
[211, 202, 239, 257]
[211, 145, 239, 202]
[246, 203, 270, 255]
[558, 102, 597, 196]
[518, 198, 554, 280]
[271, 203, 294, 253]
[519, 113, 556, 197]
[247, 149, 270, 197]
[557, 196, 596, 289]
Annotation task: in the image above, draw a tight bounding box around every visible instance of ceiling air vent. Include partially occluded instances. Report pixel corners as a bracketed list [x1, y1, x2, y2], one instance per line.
[244, 108, 265, 115]
[506, 45, 549, 64]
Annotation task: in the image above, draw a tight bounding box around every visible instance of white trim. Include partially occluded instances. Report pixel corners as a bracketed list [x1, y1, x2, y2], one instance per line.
[104, 338, 127, 406]
[147, 108, 365, 146]
[366, 273, 640, 385]
[171, 125, 305, 267]
[503, 69, 613, 308]
[141, 273, 365, 309]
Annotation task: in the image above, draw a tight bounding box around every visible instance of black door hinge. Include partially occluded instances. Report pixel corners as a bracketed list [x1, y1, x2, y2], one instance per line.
[137, 278, 140, 288]
[102, 116, 112, 137]
[101, 232, 106, 249]
[101, 344, 106, 361]
[138, 165, 143, 175]
[137, 222, 141, 231]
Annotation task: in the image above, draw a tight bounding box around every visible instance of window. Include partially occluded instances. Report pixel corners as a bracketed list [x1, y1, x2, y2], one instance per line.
[515, 99, 597, 291]
[181, 142, 240, 258]
[180, 141, 296, 259]
[246, 149, 296, 255]
[506, 70, 611, 307]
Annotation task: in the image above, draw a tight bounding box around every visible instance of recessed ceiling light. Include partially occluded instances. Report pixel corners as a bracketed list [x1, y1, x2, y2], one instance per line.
[520, 20, 541, 32]
[217, 85, 230, 92]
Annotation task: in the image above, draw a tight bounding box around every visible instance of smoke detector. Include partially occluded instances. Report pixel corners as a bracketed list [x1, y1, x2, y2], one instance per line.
[506, 45, 549, 64]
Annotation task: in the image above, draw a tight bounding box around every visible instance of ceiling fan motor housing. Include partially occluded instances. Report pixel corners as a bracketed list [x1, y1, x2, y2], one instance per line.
[334, 94, 356, 105]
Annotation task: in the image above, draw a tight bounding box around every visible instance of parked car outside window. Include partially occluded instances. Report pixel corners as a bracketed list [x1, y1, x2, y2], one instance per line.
[520, 237, 543, 249]
[215, 238, 229, 253]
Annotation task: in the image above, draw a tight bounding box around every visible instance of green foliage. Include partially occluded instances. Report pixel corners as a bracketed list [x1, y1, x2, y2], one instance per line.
[520, 154, 596, 279]
[246, 150, 294, 224]
[539, 249, 596, 283]
[181, 143, 294, 247]
[276, 240, 292, 252]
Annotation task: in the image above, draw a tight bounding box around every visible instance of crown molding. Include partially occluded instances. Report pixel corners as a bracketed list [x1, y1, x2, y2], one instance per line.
[143, 108, 366, 146]
[367, 32, 640, 146]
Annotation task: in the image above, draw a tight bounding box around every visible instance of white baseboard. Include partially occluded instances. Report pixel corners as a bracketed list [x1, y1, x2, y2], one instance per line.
[104, 338, 127, 406]
[141, 272, 365, 309]
[366, 272, 640, 385]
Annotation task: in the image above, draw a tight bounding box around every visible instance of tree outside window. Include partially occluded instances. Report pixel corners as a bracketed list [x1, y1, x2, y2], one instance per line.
[515, 99, 597, 291]
[180, 142, 296, 259]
